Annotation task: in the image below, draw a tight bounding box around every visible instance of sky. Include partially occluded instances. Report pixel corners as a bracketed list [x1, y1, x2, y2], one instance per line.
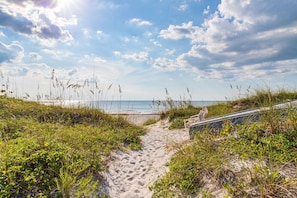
[0, 0, 297, 101]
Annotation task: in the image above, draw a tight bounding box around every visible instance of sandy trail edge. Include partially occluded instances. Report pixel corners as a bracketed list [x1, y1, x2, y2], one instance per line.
[101, 120, 189, 198]
[111, 114, 161, 126]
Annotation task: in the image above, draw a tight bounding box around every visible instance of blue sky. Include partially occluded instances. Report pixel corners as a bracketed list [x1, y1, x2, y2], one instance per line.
[0, 0, 297, 101]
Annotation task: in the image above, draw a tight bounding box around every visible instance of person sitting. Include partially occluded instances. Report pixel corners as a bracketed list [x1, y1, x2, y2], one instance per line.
[184, 106, 208, 128]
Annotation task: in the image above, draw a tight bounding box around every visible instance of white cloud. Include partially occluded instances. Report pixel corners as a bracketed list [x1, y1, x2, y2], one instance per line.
[178, 4, 188, 11]
[0, 0, 76, 46]
[129, 18, 152, 26]
[79, 54, 107, 64]
[153, 58, 178, 71]
[0, 54, 122, 91]
[96, 30, 108, 40]
[166, 48, 175, 55]
[41, 49, 73, 61]
[150, 39, 162, 47]
[0, 41, 24, 63]
[159, 22, 203, 41]
[96, 30, 104, 35]
[115, 51, 152, 63]
[121, 36, 139, 43]
[0, 62, 50, 79]
[203, 5, 210, 15]
[29, 52, 42, 60]
[82, 29, 91, 39]
[113, 51, 121, 56]
[157, 0, 297, 81]
[41, 49, 59, 57]
[153, 57, 188, 71]
[74, 54, 137, 84]
[122, 37, 130, 43]
[96, 1, 120, 10]
[145, 31, 153, 37]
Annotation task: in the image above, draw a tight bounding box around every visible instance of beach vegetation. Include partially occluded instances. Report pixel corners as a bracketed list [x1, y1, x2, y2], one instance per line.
[143, 119, 159, 126]
[163, 87, 297, 129]
[151, 88, 297, 197]
[0, 96, 145, 197]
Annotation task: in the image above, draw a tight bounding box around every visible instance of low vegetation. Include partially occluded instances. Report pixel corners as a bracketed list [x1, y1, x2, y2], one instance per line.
[143, 119, 159, 126]
[163, 88, 297, 129]
[0, 96, 145, 197]
[151, 89, 297, 197]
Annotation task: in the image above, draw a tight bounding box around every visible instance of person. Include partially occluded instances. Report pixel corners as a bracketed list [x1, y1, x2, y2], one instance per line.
[184, 106, 208, 128]
[198, 106, 208, 121]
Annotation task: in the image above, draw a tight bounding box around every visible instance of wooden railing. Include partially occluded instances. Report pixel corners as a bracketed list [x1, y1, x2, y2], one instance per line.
[189, 100, 297, 139]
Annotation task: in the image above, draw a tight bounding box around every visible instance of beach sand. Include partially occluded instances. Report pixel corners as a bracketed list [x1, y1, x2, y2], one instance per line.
[111, 113, 161, 126]
[101, 117, 190, 198]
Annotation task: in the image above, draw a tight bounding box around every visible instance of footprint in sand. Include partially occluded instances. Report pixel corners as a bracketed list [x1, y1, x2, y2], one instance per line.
[101, 121, 189, 198]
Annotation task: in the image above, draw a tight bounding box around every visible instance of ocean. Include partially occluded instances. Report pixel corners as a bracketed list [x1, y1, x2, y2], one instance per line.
[83, 100, 222, 114]
[40, 99, 223, 114]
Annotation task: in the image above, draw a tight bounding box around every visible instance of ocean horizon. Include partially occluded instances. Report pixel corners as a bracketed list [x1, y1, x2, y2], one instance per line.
[39, 99, 224, 114]
[84, 100, 223, 114]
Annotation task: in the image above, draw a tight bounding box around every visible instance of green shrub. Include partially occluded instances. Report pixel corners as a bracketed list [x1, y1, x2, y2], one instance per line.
[0, 138, 66, 197]
[168, 118, 185, 130]
[143, 119, 158, 126]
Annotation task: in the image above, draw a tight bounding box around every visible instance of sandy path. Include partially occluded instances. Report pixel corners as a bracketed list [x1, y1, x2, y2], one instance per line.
[101, 120, 189, 198]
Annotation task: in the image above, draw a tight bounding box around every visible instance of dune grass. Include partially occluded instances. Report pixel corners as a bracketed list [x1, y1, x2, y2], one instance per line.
[143, 119, 159, 126]
[163, 88, 297, 130]
[151, 89, 297, 197]
[0, 96, 145, 197]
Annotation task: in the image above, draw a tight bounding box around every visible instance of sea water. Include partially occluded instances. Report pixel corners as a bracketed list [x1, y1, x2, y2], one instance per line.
[84, 100, 222, 114]
[40, 100, 223, 114]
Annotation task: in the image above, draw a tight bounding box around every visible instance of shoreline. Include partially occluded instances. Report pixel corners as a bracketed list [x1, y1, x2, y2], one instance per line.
[110, 113, 161, 125]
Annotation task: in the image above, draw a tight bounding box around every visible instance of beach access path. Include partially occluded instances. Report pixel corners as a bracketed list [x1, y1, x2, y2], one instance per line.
[101, 119, 189, 198]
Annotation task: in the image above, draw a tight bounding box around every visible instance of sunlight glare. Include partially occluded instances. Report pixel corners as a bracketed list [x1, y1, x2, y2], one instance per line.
[58, 0, 81, 14]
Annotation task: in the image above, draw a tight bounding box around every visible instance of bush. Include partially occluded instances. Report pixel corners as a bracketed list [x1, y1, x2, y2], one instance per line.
[0, 138, 66, 197]
[143, 119, 158, 126]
